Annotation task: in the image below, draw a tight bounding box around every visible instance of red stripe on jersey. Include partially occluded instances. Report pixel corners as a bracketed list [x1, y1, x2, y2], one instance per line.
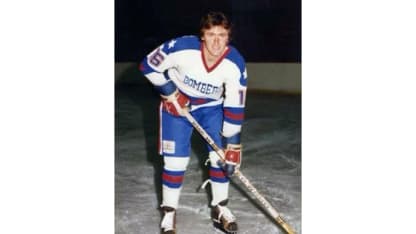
[192, 98, 207, 104]
[224, 109, 244, 120]
[138, 63, 144, 71]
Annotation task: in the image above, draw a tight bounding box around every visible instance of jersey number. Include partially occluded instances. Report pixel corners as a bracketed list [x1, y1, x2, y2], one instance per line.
[149, 48, 165, 66]
[239, 90, 246, 105]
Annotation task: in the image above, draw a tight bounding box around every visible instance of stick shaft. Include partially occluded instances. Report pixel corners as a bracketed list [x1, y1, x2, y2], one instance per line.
[174, 103, 296, 234]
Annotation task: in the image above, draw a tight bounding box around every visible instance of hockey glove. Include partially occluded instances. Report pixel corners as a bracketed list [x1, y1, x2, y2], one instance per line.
[219, 144, 242, 176]
[161, 89, 190, 116]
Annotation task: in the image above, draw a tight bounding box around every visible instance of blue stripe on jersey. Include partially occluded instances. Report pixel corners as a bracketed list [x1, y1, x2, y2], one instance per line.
[188, 95, 217, 105]
[223, 107, 244, 125]
[154, 80, 177, 96]
[139, 58, 154, 75]
[225, 46, 245, 73]
[239, 73, 247, 86]
[153, 70, 176, 95]
[225, 46, 247, 86]
[161, 35, 200, 54]
[223, 133, 241, 145]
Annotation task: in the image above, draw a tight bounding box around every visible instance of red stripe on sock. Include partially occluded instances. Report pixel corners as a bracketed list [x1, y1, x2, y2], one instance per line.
[162, 173, 184, 184]
[209, 169, 226, 178]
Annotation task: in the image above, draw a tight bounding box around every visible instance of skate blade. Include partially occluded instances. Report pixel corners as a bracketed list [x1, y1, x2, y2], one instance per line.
[161, 229, 176, 234]
[213, 221, 237, 234]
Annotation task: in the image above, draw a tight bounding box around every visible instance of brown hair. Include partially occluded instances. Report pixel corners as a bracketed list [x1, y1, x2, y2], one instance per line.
[199, 11, 232, 40]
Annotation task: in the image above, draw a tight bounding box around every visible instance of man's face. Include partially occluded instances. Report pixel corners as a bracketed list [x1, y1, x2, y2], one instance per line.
[201, 26, 230, 58]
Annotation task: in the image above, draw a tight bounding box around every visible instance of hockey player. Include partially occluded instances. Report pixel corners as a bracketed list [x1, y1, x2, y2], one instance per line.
[139, 11, 247, 234]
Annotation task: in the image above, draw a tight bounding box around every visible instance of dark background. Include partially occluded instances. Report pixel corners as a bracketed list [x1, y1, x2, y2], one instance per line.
[115, 0, 301, 63]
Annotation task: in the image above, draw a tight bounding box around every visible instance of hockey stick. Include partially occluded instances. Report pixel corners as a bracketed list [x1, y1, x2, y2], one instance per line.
[173, 102, 296, 234]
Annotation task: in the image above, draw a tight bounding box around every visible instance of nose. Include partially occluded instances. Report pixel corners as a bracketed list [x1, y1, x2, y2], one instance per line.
[214, 36, 220, 43]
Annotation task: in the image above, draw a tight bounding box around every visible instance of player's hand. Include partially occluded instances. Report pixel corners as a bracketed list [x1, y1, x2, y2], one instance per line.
[161, 90, 190, 116]
[219, 144, 242, 176]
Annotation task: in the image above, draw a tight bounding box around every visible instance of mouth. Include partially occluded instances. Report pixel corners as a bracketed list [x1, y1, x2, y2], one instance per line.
[212, 46, 222, 51]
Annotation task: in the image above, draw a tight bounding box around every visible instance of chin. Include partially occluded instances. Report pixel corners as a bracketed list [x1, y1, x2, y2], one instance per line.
[211, 50, 224, 56]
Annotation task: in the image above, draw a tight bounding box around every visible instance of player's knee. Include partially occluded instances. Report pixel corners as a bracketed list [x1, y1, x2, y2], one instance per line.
[208, 151, 221, 168]
[164, 156, 190, 171]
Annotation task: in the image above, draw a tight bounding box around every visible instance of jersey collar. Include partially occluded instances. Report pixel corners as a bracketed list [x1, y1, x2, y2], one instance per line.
[201, 44, 231, 73]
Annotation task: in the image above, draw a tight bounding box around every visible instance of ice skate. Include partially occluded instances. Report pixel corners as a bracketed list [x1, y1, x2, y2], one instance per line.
[211, 200, 238, 234]
[161, 206, 176, 234]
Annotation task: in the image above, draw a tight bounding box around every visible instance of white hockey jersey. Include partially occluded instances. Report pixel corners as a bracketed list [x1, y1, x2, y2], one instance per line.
[140, 35, 247, 138]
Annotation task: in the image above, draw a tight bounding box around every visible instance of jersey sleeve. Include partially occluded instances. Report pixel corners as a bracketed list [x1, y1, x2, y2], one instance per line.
[222, 56, 248, 145]
[139, 39, 179, 95]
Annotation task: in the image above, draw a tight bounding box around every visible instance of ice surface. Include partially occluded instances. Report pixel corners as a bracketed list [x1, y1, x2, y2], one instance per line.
[115, 85, 301, 234]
